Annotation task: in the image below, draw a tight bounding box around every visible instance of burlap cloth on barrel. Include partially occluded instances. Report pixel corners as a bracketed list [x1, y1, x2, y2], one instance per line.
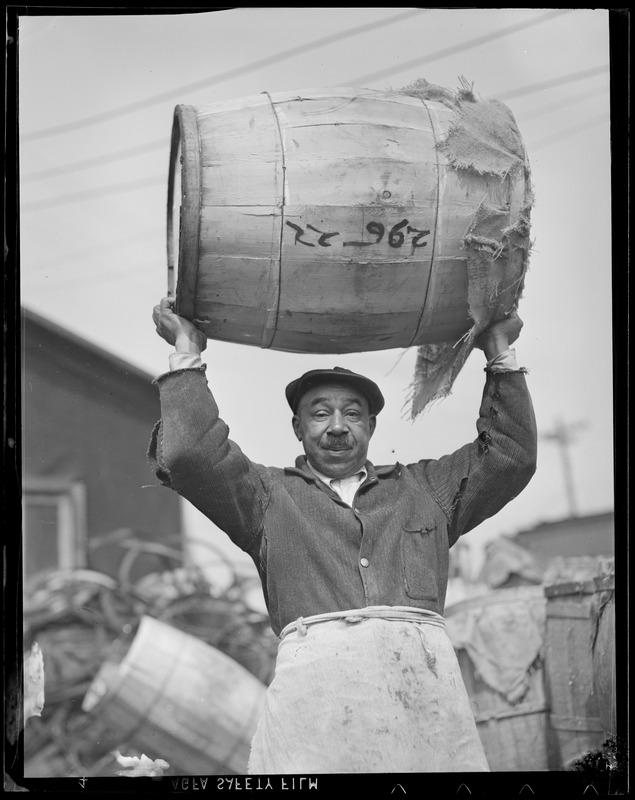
[399, 78, 533, 416]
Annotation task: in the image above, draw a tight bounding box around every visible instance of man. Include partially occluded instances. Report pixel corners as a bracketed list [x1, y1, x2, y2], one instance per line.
[149, 296, 537, 774]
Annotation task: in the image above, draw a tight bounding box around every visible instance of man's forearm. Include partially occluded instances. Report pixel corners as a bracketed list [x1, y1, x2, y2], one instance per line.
[174, 331, 205, 355]
[479, 329, 514, 361]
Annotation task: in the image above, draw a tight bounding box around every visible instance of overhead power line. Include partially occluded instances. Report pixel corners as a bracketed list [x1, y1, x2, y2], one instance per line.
[21, 138, 168, 183]
[349, 8, 570, 85]
[20, 17, 609, 210]
[514, 84, 608, 120]
[21, 73, 609, 210]
[24, 228, 161, 270]
[21, 174, 165, 212]
[21, 108, 608, 214]
[21, 63, 608, 184]
[529, 113, 608, 151]
[21, 9, 426, 143]
[494, 64, 609, 101]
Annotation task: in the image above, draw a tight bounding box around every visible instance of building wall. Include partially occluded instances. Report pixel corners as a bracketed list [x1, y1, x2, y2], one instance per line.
[22, 311, 182, 579]
[515, 512, 614, 569]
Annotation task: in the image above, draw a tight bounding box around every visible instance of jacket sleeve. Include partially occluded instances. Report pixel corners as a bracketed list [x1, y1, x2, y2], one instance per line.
[147, 366, 269, 557]
[421, 368, 537, 545]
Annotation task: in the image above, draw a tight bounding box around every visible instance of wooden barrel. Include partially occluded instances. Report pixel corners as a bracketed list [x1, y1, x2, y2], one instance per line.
[543, 580, 606, 768]
[168, 86, 531, 353]
[81, 615, 266, 775]
[445, 587, 558, 771]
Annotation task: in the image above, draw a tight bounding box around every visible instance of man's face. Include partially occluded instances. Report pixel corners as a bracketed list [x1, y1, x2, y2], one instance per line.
[292, 383, 376, 479]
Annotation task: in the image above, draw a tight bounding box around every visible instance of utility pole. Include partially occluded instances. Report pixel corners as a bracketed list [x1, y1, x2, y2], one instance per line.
[541, 418, 587, 518]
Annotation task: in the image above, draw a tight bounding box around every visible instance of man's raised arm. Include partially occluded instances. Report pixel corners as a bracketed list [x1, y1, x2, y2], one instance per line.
[148, 297, 268, 556]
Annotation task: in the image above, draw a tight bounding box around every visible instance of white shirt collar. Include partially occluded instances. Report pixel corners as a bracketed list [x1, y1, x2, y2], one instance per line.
[306, 460, 367, 486]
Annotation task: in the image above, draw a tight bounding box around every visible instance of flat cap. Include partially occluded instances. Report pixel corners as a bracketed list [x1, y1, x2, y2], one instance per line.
[285, 366, 385, 415]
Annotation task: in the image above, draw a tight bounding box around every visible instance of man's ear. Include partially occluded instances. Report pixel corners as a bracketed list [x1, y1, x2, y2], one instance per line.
[292, 414, 302, 441]
[369, 415, 377, 438]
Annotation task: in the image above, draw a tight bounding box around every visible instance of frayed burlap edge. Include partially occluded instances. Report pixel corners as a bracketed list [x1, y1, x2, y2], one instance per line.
[397, 78, 534, 417]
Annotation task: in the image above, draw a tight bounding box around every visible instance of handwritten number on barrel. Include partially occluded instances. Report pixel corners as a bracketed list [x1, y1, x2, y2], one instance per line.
[286, 221, 315, 247]
[343, 222, 385, 247]
[286, 221, 340, 247]
[388, 220, 409, 247]
[367, 222, 385, 244]
[408, 225, 431, 248]
[306, 225, 339, 247]
[286, 218, 430, 248]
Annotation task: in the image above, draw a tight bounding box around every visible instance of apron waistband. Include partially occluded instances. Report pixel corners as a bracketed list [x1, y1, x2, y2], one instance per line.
[279, 605, 446, 639]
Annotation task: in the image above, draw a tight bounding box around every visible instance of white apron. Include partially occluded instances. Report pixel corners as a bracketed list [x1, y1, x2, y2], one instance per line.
[248, 606, 489, 774]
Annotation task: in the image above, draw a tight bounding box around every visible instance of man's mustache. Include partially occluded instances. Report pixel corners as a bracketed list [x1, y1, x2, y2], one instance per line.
[324, 435, 352, 449]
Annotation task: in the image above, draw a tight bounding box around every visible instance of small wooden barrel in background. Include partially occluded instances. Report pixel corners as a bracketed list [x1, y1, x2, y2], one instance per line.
[82, 615, 266, 775]
[168, 87, 530, 354]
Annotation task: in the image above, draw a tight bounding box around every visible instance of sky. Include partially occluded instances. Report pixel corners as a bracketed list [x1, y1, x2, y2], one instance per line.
[14, 8, 619, 578]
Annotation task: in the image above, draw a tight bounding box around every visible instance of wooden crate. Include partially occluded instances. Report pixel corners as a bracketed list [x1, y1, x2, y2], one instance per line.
[591, 574, 616, 738]
[543, 580, 606, 768]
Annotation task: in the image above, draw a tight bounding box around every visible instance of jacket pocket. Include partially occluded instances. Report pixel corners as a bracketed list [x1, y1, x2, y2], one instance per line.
[401, 521, 438, 601]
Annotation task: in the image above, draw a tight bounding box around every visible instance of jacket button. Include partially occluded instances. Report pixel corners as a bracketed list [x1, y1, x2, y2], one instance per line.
[360, 557, 370, 568]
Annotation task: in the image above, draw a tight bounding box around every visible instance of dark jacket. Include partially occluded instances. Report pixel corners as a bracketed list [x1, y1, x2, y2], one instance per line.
[148, 367, 536, 635]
